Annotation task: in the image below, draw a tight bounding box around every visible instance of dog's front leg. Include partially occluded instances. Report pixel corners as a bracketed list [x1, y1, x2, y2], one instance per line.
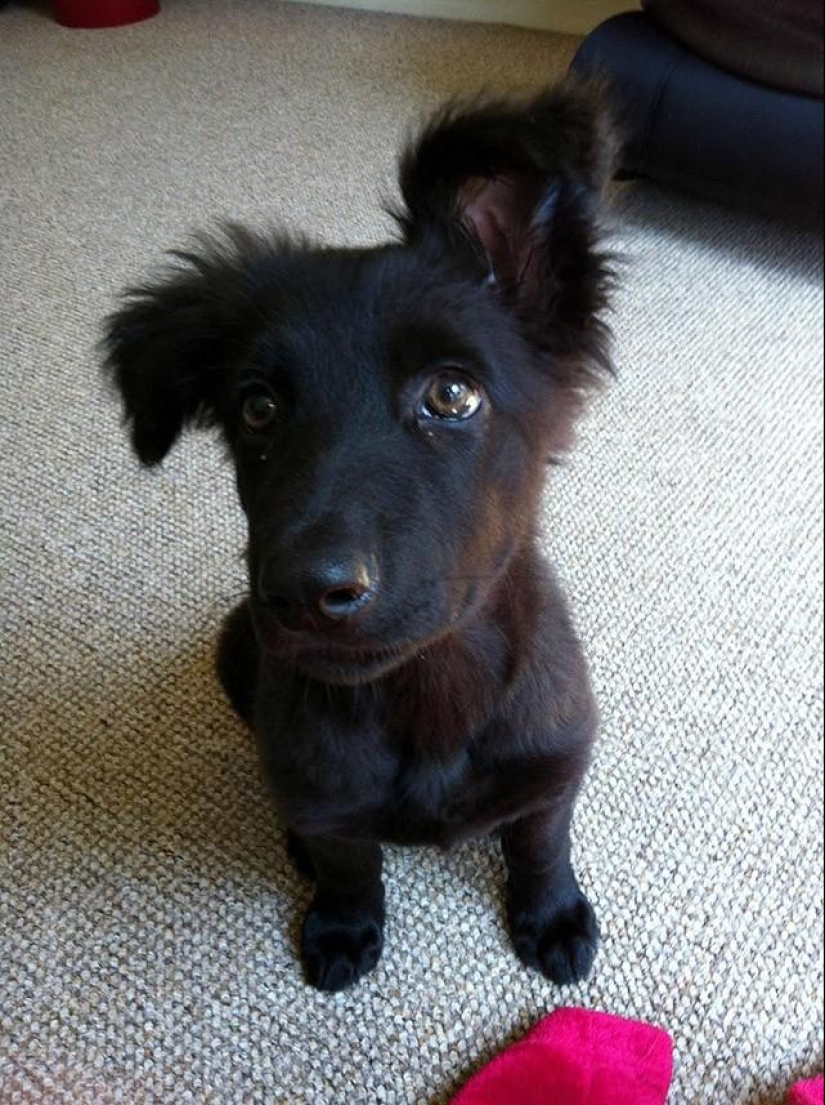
[295, 833, 385, 993]
[502, 804, 599, 986]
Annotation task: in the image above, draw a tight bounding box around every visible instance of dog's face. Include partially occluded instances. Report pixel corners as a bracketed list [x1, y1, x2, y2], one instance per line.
[210, 244, 555, 685]
[104, 82, 615, 685]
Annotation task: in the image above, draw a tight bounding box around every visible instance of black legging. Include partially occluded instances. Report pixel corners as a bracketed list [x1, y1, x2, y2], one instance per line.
[572, 13, 824, 223]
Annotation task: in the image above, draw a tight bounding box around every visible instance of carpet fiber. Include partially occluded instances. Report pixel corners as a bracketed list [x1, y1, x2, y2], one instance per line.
[1, 2, 823, 1102]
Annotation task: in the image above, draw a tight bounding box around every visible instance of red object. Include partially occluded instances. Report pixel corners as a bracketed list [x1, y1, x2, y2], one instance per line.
[54, 0, 159, 27]
[451, 1008, 674, 1105]
[789, 1079, 825, 1105]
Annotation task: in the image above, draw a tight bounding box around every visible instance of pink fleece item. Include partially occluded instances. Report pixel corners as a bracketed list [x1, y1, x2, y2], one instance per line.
[451, 1008, 674, 1105]
[789, 1079, 825, 1105]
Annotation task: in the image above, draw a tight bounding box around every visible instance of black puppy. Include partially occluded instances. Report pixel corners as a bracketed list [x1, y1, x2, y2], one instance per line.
[103, 79, 616, 993]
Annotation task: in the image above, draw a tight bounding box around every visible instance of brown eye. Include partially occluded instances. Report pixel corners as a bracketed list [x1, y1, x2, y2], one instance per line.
[421, 372, 484, 421]
[242, 392, 278, 432]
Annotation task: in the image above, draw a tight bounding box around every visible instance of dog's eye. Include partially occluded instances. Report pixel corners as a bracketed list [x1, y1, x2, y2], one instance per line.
[242, 392, 278, 432]
[421, 372, 483, 421]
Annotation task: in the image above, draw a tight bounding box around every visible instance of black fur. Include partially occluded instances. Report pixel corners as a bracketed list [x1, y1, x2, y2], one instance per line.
[103, 79, 617, 993]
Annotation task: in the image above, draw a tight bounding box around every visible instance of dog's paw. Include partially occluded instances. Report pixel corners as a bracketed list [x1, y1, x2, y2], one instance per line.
[301, 903, 384, 993]
[508, 890, 599, 986]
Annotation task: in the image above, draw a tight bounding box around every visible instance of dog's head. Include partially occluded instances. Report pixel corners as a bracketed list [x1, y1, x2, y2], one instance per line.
[103, 81, 616, 685]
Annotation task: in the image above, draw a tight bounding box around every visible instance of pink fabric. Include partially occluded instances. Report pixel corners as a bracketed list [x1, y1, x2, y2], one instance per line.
[789, 1079, 825, 1105]
[451, 1008, 674, 1105]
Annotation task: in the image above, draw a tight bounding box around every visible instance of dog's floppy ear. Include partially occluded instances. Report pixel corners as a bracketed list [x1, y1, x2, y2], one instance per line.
[397, 78, 617, 387]
[102, 226, 279, 466]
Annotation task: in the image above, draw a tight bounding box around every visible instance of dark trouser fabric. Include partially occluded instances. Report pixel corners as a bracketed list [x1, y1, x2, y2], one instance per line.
[572, 13, 824, 223]
[643, 0, 824, 98]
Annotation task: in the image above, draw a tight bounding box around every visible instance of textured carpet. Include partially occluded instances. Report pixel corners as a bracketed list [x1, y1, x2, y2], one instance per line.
[1, 2, 823, 1103]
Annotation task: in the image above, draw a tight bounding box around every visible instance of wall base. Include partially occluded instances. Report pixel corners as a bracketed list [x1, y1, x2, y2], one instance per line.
[285, 0, 639, 36]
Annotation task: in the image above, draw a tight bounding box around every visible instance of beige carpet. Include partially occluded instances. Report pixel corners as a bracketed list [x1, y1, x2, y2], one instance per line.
[1, 1, 823, 1102]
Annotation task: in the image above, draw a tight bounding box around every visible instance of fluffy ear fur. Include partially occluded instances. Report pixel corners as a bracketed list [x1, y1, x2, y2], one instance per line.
[397, 78, 618, 391]
[101, 226, 286, 466]
[105, 84, 616, 466]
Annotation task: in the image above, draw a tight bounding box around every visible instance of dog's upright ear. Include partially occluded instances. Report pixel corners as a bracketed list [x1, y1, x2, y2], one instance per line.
[102, 226, 281, 466]
[397, 78, 618, 391]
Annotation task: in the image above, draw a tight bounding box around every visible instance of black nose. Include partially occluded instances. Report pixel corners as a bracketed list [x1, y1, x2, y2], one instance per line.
[259, 554, 379, 633]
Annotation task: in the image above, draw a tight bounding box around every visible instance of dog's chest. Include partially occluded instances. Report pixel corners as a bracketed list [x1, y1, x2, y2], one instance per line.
[381, 747, 474, 845]
[264, 697, 479, 845]
[259, 654, 510, 845]
[305, 733, 475, 845]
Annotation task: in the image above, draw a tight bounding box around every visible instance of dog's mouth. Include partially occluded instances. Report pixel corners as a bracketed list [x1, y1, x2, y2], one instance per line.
[255, 616, 419, 685]
[248, 572, 492, 686]
[291, 641, 416, 685]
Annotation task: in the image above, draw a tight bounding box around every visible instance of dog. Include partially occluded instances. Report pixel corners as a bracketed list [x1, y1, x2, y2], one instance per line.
[103, 78, 616, 993]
